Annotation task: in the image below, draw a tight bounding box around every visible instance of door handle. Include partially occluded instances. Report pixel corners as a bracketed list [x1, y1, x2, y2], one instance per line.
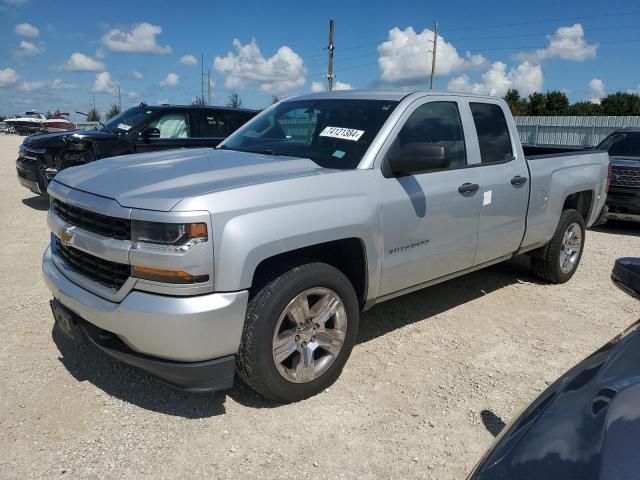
[458, 182, 480, 194]
[511, 175, 528, 187]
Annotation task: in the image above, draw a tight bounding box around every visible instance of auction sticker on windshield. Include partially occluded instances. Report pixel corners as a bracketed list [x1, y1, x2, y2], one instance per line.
[319, 126, 365, 142]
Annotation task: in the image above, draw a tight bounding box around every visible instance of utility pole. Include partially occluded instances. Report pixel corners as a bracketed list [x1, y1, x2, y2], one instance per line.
[429, 21, 438, 90]
[326, 19, 335, 91]
[117, 85, 122, 110]
[201, 53, 205, 105]
[208, 69, 211, 105]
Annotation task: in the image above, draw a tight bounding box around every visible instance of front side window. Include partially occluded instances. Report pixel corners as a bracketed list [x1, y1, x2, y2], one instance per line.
[396, 101, 467, 168]
[103, 106, 154, 133]
[470, 103, 514, 163]
[222, 99, 399, 169]
[149, 113, 190, 138]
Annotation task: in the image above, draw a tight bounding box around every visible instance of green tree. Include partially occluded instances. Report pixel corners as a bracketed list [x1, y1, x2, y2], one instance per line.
[544, 91, 570, 115]
[527, 93, 547, 116]
[192, 96, 205, 106]
[45, 110, 53, 119]
[600, 92, 640, 115]
[227, 92, 242, 108]
[86, 106, 101, 122]
[504, 89, 528, 116]
[106, 104, 121, 119]
[569, 101, 602, 116]
[271, 93, 280, 104]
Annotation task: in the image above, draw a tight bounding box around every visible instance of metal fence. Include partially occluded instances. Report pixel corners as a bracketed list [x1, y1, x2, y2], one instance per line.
[515, 116, 640, 147]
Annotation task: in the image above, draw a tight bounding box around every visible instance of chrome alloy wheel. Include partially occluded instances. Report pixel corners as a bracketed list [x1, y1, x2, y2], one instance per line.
[272, 287, 348, 383]
[559, 222, 583, 274]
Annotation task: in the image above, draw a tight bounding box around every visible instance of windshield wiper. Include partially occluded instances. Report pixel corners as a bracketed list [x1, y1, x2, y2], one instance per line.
[75, 111, 114, 134]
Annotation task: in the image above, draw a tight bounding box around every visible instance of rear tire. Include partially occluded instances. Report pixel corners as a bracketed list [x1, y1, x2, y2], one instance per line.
[531, 209, 585, 284]
[237, 262, 359, 403]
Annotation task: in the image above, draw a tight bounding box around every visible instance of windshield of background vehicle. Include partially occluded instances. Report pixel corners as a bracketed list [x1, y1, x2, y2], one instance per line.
[597, 132, 640, 158]
[103, 107, 154, 133]
[221, 99, 399, 169]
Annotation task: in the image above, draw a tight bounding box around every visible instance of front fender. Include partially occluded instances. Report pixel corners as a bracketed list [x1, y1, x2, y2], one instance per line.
[211, 195, 381, 298]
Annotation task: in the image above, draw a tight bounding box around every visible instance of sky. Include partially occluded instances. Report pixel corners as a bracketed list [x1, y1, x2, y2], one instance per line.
[1, 0, 639, 121]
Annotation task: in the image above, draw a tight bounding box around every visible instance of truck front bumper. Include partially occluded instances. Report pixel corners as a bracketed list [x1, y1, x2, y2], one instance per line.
[42, 246, 249, 391]
[606, 189, 640, 223]
[16, 157, 45, 195]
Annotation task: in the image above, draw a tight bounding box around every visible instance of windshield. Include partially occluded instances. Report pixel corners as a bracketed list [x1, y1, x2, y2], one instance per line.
[597, 132, 640, 158]
[103, 107, 155, 133]
[221, 99, 399, 169]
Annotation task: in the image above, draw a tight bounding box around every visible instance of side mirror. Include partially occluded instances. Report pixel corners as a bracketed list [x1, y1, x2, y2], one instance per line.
[612, 257, 640, 299]
[388, 143, 449, 176]
[141, 127, 161, 140]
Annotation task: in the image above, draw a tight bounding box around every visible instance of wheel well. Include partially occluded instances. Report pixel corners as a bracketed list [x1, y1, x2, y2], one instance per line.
[252, 238, 368, 308]
[563, 190, 593, 222]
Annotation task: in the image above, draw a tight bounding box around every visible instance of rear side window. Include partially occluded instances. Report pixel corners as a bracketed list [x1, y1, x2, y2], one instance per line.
[470, 103, 513, 163]
[197, 110, 233, 138]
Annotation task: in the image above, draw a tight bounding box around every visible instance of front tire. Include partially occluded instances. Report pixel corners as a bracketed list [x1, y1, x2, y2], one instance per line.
[237, 262, 360, 403]
[531, 209, 586, 284]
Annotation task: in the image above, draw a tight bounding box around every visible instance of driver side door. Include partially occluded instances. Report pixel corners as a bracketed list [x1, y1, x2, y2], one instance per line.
[378, 98, 483, 296]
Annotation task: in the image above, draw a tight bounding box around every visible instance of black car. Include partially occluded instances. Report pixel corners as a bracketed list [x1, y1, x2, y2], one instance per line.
[469, 257, 640, 480]
[16, 104, 258, 195]
[597, 128, 640, 223]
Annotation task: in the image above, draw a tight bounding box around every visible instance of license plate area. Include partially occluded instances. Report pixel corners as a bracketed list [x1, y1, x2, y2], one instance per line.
[50, 299, 85, 343]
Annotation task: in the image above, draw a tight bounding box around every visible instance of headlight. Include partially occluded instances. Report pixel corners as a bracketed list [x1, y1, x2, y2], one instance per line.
[131, 220, 208, 247]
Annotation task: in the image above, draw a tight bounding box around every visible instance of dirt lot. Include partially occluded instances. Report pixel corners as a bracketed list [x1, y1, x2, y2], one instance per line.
[0, 133, 638, 480]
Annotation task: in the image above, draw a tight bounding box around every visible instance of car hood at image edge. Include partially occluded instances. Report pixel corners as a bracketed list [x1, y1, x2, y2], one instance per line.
[52, 148, 333, 211]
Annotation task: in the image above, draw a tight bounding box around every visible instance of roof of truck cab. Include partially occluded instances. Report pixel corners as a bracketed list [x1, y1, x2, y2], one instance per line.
[136, 104, 258, 113]
[289, 89, 503, 102]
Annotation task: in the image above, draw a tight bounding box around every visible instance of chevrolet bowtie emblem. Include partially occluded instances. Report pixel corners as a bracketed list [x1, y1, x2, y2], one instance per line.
[58, 228, 73, 246]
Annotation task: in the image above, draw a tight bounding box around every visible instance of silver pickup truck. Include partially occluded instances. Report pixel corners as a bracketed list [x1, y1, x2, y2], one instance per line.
[42, 90, 609, 402]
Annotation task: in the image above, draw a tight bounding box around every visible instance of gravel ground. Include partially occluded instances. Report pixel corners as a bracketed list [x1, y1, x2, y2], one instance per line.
[0, 133, 638, 480]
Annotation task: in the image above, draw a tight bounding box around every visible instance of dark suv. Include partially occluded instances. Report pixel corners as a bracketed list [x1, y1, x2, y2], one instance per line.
[597, 128, 640, 223]
[16, 104, 258, 195]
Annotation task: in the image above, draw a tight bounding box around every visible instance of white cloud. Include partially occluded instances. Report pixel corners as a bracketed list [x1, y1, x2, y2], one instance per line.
[127, 91, 139, 99]
[180, 54, 197, 65]
[377, 26, 486, 84]
[160, 73, 179, 86]
[587, 78, 605, 104]
[18, 80, 45, 92]
[130, 71, 143, 80]
[15, 22, 39, 37]
[3, 0, 28, 6]
[310, 80, 352, 92]
[214, 38, 307, 95]
[63, 52, 105, 72]
[0, 67, 18, 87]
[50, 78, 77, 89]
[91, 72, 117, 94]
[448, 61, 543, 97]
[15, 40, 43, 57]
[101, 22, 171, 54]
[517, 24, 598, 63]
[334, 81, 353, 91]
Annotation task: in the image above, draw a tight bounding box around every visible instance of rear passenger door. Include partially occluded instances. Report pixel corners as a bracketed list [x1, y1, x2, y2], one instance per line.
[467, 101, 529, 265]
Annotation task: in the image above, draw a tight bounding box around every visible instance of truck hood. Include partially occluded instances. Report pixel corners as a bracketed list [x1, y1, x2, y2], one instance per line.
[53, 148, 334, 211]
[24, 129, 118, 148]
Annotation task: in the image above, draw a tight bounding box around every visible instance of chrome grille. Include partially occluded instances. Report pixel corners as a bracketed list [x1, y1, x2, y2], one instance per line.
[55, 239, 129, 289]
[52, 199, 130, 240]
[611, 167, 640, 188]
